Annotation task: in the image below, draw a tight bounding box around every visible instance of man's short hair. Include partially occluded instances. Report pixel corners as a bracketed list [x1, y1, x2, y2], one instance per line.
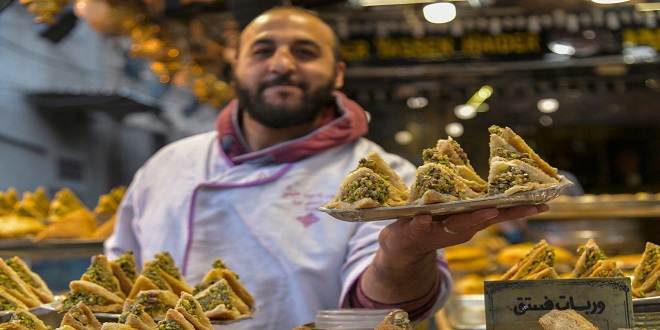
[235, 6, 343, 63]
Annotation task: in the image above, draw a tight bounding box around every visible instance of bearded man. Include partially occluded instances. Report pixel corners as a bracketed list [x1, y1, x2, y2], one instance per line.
[105, 7, 548, 329]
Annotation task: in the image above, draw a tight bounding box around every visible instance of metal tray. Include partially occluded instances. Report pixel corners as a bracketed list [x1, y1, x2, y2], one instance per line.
[40, 300, 255, 325]
[318, 178, 573, 222]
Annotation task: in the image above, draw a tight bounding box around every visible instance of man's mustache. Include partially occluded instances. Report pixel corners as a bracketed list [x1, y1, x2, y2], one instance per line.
[259, 75, 306, 91]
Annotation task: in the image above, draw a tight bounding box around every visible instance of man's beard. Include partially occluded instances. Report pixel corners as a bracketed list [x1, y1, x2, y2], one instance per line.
[234, 74, 336, 129]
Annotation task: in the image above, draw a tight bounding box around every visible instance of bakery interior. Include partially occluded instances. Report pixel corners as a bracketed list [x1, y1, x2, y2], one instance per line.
[1, 0, 660, 329]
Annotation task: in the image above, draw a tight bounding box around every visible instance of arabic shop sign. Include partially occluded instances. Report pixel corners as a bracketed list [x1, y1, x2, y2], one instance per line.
[484, 277, 633, 330]
[340, 31, 543, 63]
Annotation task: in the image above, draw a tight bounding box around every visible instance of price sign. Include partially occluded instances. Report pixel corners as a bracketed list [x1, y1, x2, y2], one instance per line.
[484, 277, 633, 330]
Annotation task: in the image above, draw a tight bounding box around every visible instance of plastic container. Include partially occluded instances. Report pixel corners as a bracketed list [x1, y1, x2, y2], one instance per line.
[314, 308, 396, 329]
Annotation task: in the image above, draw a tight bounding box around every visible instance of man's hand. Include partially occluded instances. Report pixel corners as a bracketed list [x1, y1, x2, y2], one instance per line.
[360, 204, 550, 305]
[380, 204, 550, 256]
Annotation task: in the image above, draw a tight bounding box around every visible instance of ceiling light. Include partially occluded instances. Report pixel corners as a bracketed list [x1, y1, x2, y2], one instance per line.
[423, 3, 456, 24]
[454, 104, 477, 119]
[548, 41, 576, 56]
[467, 0, 495, 8]
[394, 131, 414, 145]
[353, 0, 436, 6]
[406, 96, 428, 109]
[590, 0, 629, 4]
[537, 98, 559, 113]
[445, 122, 464, 137]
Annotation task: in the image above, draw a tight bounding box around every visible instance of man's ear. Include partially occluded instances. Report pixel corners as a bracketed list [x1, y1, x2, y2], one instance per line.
[334, 61, 347, 89]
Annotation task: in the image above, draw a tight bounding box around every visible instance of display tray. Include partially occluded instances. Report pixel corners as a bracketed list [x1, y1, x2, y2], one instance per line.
[318, 177, 573, 222]
[40, 300, 255, 325]
[530, 193, 660, 219]
[0, 238, 105, 249]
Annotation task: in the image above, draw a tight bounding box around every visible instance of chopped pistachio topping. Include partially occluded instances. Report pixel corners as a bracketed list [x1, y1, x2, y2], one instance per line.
[5, 260, 37, 287]
[156, 320, 184, 330]
[62, 291, 108, 310]
[197, 282, 232, 311]
[489, 166, 538, 195]
[340, 173, 389, 204]
[421, 148, 452, 167]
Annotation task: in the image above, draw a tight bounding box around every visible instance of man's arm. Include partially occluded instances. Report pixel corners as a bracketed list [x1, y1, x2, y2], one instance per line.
[359, 204, 549, 304]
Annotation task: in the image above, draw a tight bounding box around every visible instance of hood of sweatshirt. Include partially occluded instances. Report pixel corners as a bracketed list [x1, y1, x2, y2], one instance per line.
[215, 91, 369, 165]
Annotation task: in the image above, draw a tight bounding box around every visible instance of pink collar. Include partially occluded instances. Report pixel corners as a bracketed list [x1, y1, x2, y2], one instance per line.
[215, 92, 369, 165]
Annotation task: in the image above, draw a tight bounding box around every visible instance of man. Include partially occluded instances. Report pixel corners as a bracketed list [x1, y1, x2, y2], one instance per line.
[105, 7, 548, 329]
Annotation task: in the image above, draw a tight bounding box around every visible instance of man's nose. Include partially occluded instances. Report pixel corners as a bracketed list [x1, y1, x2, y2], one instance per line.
[268, 48, 296, 74]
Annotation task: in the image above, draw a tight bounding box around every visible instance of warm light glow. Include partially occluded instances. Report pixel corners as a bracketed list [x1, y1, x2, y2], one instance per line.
[406, 96, 428, 109]
[539, 115, 553, 126]
[423, 3, 456, 24]
[590, 0, 628, 4]
[635, 3, 660, 11]
[548, 41, 576, 56]
[394, 131, 414, 145]
[537, 98, 559, 113]
[355, 0, 435, 6]
[454, 104, 477, 119]
[445, 122, 464, 137]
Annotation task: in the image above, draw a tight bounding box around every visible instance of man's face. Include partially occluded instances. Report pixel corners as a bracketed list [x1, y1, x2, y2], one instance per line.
[232, 9, 345, 129]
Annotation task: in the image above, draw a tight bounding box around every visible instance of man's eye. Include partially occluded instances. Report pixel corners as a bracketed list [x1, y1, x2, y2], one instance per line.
[295, 48, 318, 58]
[252, 48, 273, 56]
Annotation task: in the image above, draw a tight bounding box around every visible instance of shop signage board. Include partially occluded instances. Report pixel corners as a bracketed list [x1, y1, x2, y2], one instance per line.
[484, 277, 633, 330]
[337, 8, 660, 65]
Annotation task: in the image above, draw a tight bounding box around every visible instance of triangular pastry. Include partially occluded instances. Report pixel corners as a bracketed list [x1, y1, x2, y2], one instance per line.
[131, 290, 179, 319]
[175, 292, 213, 330]
[5, 256, 54, 303]
[522, 263, 559, 280]
[155, 309, 195, 330]
[152, 252, 193, 296]
[434, 137, 487, 191]
[14, 187, 49, 219]
[194, 279, 249, 320]
[49, 188, 86, 219]
[61, 280, 124, 313]
[128, 261, 172, 299]
[324, 152, 409, 209]
[583, 259, 625, 278]
[500, 240, 555, 280]
[34, 208, 98, 242]
[110, 251, 138, 297]
[487, 125, 561, 196]
[632, 242, 660, 297]
[81, 254, 125, 299]
[570, 239, 612, 279]
[61, 301, 102, 330]
[0, 259, 42, 307]
[0, 287, 28, 311]
[194, 259, 255, 309]
[407, 163, 482, 205]
[9, 309, 49, 330]
[118, 299, 157, 330]
[127, 276, 161, 299]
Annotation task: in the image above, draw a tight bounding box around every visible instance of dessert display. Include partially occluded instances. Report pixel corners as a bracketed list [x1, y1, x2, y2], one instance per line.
[49, 252, 256, 324]
[0, 186, 125, 241]
[321, 126, 572, 221]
